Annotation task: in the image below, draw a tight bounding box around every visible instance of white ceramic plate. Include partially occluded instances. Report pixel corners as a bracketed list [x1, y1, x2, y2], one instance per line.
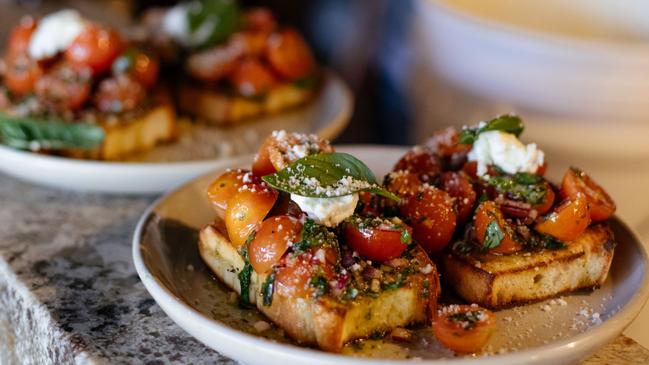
[0, 72, 352, 194]
[132, 146, 649, 365]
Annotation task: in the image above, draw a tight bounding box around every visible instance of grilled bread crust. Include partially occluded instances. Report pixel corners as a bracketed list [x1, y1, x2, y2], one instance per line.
[178, 83, 314, 125]
[441, 223, 616, 309]
[198, 224, 439, 352]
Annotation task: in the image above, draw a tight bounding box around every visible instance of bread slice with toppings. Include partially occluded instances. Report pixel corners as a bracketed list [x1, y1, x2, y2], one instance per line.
[198, 223, 439, 352]
[441, 223, 616, 308]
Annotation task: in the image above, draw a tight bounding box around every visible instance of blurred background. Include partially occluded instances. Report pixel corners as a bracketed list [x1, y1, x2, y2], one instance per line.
[2, 0, 649, 346]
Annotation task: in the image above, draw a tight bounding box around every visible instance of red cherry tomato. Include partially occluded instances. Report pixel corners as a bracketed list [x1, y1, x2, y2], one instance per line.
[93, 75, 145, 113]
[343, 217, 412, 262]
[400, 186, 456, 253]
[231, 31, 270, 56]
[7, 17, 36, 57]
[112, 49, 159, 89]
[249, 215, 302, 273]
[207, 169, 259, 218]
[384, 170, 423, 198]
[268, 192, 303, 218]
[432, 305, 496, 354]
[560, 167, 615, 221]
[252, 131, 334, 175]
[244, 8, 277, 32]
[34, 62, 91, 111]
[425, 127, 472, 157]
[473, 200, 523, 254]
[265, 28, 315, 80]
[355, 191, 382, 216]
[65, 24, 123, 76]
[225, 183, 278, 248]
[393, 147, 443, 183]
[535, 193, 591, 242]
[441, 171, 476, 224]
[274, 247, 336, 298]
[229, 58, 277, 97]
[3, 54, 43, 96]
[462, 161, 502, 180]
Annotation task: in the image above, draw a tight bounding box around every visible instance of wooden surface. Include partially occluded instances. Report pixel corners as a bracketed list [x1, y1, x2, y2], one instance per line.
[582, 335, 649, 365]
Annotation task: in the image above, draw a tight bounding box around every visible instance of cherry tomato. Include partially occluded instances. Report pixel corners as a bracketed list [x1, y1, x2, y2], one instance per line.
[356, 191, 382, 216]
[94, 75, 145, 113]
[225, 183, 278, 248]
[34, 62, 91, 111]
[112, 49, 159, 89]
[65, 24, 123, 76]
[462, 161, 502, 180]
[425, 127, 471, 158]
[249, 215, 302, 273]
[441, 171, 476, 224]
[231, 31, 269, 56]
[560, 167, 615, 221]
[400, 186, 456, 253]
[535, 193, 591, 242]
[252, 131, 334, 175]
[265, 28, 315, 80]
[268, 192, 303, 218]
[7, 17, 36, 57]
[3, 54, 43, 96]
[185, 39, 244, 82]
[474, 201, 523, 254]
[274, 247, 336, 298]
[432, 305, 496, 354]
[343, 217, 412, 262]
[384, 171, 423, 198]
[229, 58, 277, 97]
[393, 147, 443, 183]
[244, 8, 277, 32]
[207, 169, 259, 217]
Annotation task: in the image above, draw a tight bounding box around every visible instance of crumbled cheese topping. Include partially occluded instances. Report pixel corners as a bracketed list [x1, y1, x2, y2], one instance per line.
[270, 130, 333, 168]
[467, 130, 544, 177]
[285, 173, 374, 197]
[28, 9, 87, 60]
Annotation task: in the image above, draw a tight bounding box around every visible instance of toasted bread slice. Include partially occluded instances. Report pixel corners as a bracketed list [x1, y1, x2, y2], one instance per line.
[199, 224, 439, 352]
[178, 82, 314, 125]
[441, 223, 616, 309]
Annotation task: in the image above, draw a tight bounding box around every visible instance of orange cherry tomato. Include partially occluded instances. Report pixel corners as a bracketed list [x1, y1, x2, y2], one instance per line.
[231, 31, 270, 56]
[535, 193, 591, 242]
[560, 167, 615, 221]
[474, 201, 523, 254]
[400, 186, 456, 253]
[265, 28, 315, 80]
[3, 53, 43, 96]
[7, 17, 36, 57]
[432, 305, 496, 354]
[274, 247, 336, 298]
[207, 169, 259, 218]
[229, 58, 277, 97]
[243, 8, 277, 32]
[462, 161, 503, 180]
[384, 170, 423, 199]
[249, 215, 302, 273]
[65, 24, 123, 76]
[34, 62, 91, 111]
[225, 183, 278, 248]
[93, 75, 145, 113]
[252, 131, 334, 175]
[441, 171, 476, 224]
[393, 147, 443, 183]
[343, 217, 412, 262]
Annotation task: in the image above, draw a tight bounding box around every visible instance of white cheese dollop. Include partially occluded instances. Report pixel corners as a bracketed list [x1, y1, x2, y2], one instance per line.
[467, 130, 544, 177]
[162, 3, 214, 47]
[28, 9, 86, 60]
[291, 193, 359, 228]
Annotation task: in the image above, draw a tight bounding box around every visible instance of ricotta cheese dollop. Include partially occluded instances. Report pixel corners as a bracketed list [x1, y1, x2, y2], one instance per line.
[467, 130, 544, 177]
[291, 193, 359, 228]
[162, 3, 214, 48]
[28, 9, 86, 60]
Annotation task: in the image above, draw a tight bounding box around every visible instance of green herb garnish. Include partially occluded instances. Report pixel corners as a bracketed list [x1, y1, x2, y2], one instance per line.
[187, 0, 241, 48]
[237, 232, 256, 308]
[400, 229, 412, 245]
[310, 275, 329, 298]
[448, 311, 485, 330]
[459, 114, 524, 145]
[291, 219, 338, 255]
[541, 235, 566, 250]
[483, 220, 504, 250]
[261, 271, 276, 306]
[487, 173, 547, 205]
[262, 152, 400, 202]
[0, 114, 104, 151]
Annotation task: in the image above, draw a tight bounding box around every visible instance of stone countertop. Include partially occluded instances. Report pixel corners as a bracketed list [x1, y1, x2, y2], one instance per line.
[0, 174, 647, 365]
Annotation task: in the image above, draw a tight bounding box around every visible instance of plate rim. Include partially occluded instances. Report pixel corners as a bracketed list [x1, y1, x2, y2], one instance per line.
[132, 145, 649, 364]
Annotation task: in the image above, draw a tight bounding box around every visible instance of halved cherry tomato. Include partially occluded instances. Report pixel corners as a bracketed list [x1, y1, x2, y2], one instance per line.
[225, 183, 278, 248]
[93, 75, 145, 113]
[355, 191, 382, 216]
[425, 127, 471, 158]
[535, 193, 591, 242]
[343, 217, 412, 262]
[268, 192, 303, 218]
[432, 305, 496, 354]
[65, 24, 123, 76]
[400, 186, 456, 253]
[244, 8, 277, 32]
[207, 169, 259, 217]
[561, 167, 615, 221]
[249, 215, 302, 273]
[229, 58, 277, 97]
[112, 49, 159, 89]
[274, 247, 336, 298]
[384, 170, 423, 198]
[265, 28, 314, 80]
[7, 17, 36, 57]
[3, 54, 43, 96]
[34, 62, 91, 111]
[393, 147, 443, 183]
[252, 131, 334, 175]
[474, 201, 523, 254]
[441, 171, 476, 224]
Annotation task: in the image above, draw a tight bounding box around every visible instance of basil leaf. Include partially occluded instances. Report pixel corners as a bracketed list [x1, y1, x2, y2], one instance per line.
[291, 219, 337, 255]
[483, 220, 504, 250]
[261, 271, 276, 306]
[187, 0, 241, 48]
[237, 232, 255, 308]
[262, 152, 400, 202]
[542, 235, 566, 250]
[400, 229, 412, 244]
[459, 114, 524, 145]
[0, 114, 104, 151]
[487, 173, 547, 205]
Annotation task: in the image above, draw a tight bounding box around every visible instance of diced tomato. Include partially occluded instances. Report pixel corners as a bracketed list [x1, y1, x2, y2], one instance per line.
[343, 217, 411, 262]
[265, 28, 314, 80]
[400, 186, 456, 253]
[560, 167, 615, 221]
[535, 193, 591, 242]
[441, 171, 476, 224]
[393, 147, 443, 183]
[3, 53, 43, 96]
[225, 183, 278, 248]
[34, 62, 91, 111]
[7, 17, 36, 57]
[249, 215, 302, 273]
[65, 24, 123, 76]
[473, 201, 523, 254]
[432, 305, 496, 353]
[229, 58, 277, 97]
